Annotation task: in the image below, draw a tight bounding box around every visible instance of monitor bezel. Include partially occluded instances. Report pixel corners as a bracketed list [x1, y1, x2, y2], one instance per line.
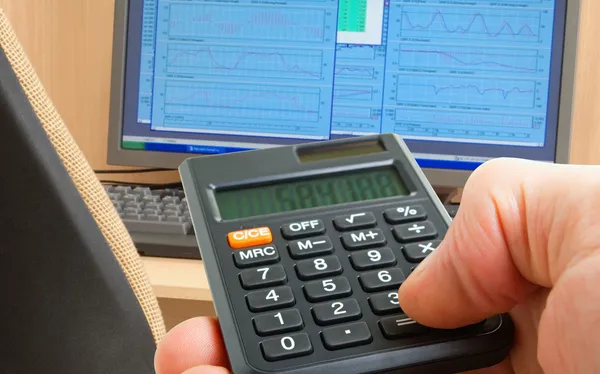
[107, 0, 580, 188]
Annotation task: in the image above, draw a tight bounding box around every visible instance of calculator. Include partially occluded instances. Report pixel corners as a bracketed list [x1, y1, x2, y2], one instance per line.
[179, 134, 514, 374]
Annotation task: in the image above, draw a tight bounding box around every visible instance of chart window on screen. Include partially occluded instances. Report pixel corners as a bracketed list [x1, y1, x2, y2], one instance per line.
[119, 0, 567, 171]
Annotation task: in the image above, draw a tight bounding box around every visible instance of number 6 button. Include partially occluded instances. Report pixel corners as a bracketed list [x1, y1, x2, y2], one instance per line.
[358, 268, 405, 292]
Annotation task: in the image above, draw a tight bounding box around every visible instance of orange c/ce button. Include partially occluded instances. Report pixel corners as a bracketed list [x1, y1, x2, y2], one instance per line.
[228, 227, 273, 249]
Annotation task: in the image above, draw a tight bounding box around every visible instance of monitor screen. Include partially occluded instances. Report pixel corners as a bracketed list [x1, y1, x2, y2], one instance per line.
[118, 0, 568, 172]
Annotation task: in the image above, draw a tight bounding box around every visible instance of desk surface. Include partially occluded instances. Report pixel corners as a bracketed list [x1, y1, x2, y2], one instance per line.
[142, 257, 212, 301]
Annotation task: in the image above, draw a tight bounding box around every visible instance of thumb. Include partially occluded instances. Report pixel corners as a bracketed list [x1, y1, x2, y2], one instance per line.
[398, 158, 600, 328]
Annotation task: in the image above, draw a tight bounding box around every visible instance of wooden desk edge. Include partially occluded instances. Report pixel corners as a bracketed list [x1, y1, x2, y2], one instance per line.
[141, 256, 213, 302]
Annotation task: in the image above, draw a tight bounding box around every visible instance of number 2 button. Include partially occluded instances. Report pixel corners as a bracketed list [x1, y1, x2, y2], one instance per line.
[312, 299, 362, 325]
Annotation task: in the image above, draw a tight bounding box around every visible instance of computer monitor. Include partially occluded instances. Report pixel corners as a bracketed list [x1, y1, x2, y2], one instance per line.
[107, 0, 580, 188]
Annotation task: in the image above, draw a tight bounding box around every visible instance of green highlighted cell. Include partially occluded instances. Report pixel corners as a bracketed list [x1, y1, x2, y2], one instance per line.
[338, 0, 367, 32]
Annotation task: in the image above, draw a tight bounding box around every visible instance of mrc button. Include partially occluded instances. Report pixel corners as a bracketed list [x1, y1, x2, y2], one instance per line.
[281, 219, 325, 239]
[228, 227, 273, 249]
[233, 245, 279, 268]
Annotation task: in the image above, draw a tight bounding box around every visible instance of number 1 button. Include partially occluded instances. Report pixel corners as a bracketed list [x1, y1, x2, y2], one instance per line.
[253, 309, 303, 336]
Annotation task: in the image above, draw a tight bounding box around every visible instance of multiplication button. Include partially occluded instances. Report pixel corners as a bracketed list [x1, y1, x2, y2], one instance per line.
[341, 228, 386, 250]
[288, 236, 333, 259]
[261, 333, 313, 361]
[402, 240, 441, 262]
[281, 219, 325, 239]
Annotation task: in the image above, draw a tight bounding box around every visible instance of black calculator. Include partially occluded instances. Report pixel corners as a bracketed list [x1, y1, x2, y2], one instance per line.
[179, 134, 513, 374]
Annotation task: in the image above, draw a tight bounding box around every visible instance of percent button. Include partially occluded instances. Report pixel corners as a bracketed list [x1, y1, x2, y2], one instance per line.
[384, 205, 427, 224]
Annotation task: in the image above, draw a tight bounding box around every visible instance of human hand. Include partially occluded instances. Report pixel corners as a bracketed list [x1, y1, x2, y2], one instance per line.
[154, 158, 600, 374]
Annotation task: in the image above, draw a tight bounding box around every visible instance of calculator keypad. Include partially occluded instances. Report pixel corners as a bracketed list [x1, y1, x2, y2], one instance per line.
[231, 201, 448, 366]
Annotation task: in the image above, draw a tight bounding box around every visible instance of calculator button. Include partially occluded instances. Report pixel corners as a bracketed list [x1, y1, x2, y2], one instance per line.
[239, 265, 287, 290]
[253, 309, 304, 336]
[246, 286, 295, 312]
[383, 205, 427, 224]
[321, 322, 372, 350]
[340, 228, 386, 250]
[260, 333, 313, 361]
[368, 291, 402, 315]
[349, 247, 396, 271]
[312, 298, 362, 325]
[303, 277, 352, 302]
[402, 240, 441, 262]
[295, 256, 343, 280]
[288, 236, 333, 259]
[233, 245, 279, 268]
[333, 212, 377, 231]
[281, 219, 325, 239]
[359, 268, 405, 292]
[392, 221, 437, 243]
[379, 315, 429, 339]
[227, 227, 272, 249]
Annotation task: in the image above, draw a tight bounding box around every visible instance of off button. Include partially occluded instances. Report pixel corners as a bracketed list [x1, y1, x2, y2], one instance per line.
[281, 219, 325, 239]
[228, 227, 273, 249]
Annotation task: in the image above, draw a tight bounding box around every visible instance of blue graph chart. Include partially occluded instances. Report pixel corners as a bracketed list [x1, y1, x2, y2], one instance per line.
[150, 0, 338, 140]
[394, 75, 538, 108]
[396, 45, 544, 76]
[395, 6, 544, 43]
[166, 43, 326, 81]
[154, 81, 326, 138]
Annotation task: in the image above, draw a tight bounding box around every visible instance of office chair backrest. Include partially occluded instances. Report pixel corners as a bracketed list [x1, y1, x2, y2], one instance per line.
[0, 9, 165, 373]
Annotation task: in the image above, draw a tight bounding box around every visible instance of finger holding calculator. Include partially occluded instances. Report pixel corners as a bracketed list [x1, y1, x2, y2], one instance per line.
[156, 136, 600, 373]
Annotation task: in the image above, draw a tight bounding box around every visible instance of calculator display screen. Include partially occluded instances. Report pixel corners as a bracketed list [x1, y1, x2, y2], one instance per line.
[214, 167, 409, 220]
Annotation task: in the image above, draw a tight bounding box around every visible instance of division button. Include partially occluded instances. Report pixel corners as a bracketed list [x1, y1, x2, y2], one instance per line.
[333, 212, 377, 231]
[253, 309, 304, 336]
[383, 205, 427, 224]
[281, 219, 325, 239]
[288, 236, 333, 259]
[246, 286, 295, 312]
[402, 240, 441, 262]
[341, 228, 386, 250]
[227, 226, 272, 249]
[392, 221, 437, 243]
[239, 265, 287, 290]
[261, 333, 313, 361]
[321, 322, 372, 350]
[233, 245, 279, 268]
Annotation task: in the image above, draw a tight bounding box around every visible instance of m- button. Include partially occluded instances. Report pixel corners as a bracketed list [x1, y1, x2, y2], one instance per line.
[228, 227, 273, 249]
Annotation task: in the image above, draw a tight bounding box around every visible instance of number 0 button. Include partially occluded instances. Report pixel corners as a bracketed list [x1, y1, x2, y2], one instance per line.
[261, 333, 313, 361]
[246, 286, 295, 312]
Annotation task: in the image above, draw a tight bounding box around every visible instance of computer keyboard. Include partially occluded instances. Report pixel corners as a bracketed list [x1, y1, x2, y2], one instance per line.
[104, 185, 200, 259]
[104, 184, 459, 260]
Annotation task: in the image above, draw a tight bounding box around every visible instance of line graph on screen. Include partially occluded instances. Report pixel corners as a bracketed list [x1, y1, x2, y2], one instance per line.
[165, 44, 325, 80]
